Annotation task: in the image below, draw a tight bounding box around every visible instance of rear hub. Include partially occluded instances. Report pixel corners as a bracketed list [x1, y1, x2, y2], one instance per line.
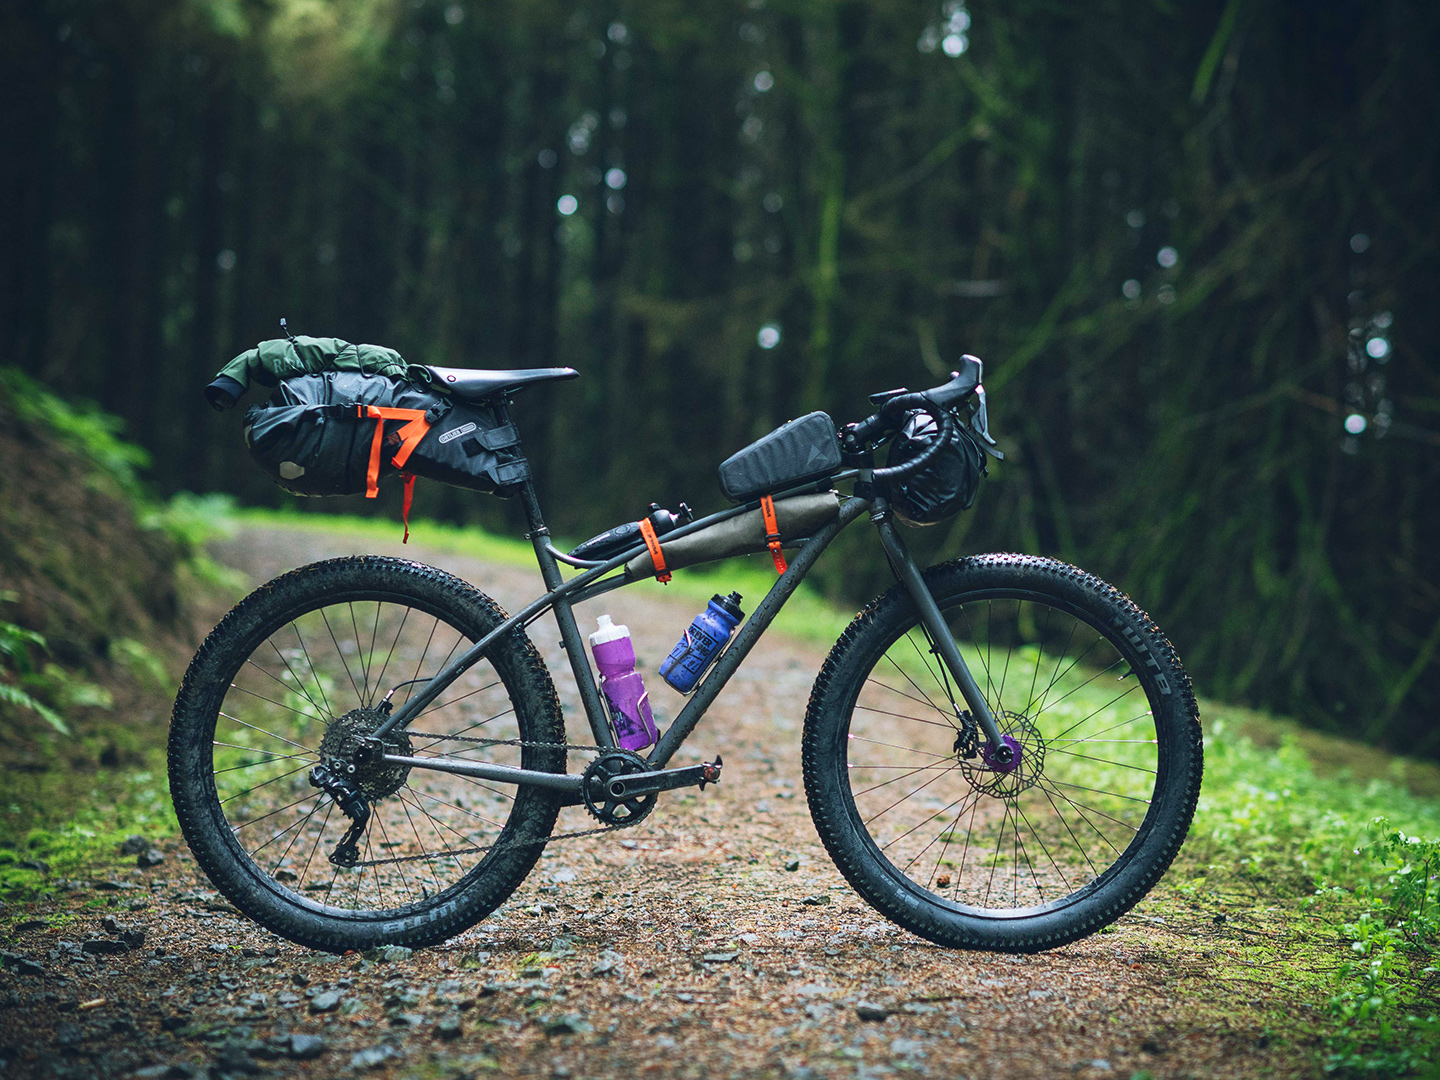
[318, 706, 413, 800]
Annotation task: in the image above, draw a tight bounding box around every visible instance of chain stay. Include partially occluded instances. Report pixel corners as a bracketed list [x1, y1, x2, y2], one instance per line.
[344, 733, 630, 868]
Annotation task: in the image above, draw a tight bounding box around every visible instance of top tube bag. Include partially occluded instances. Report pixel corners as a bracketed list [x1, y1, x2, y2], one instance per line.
[716, 411, 843, 503]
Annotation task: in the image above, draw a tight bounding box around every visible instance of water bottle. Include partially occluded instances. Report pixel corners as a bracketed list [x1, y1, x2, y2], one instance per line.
[588, 615, 659, 751]
[659, 593, 745, 694]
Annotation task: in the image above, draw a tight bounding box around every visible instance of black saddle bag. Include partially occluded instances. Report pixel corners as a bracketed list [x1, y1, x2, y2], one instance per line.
[244, 372, 529, 498]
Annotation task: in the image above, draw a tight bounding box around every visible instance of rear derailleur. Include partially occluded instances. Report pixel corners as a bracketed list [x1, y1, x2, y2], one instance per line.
[308, 763, 369, 868]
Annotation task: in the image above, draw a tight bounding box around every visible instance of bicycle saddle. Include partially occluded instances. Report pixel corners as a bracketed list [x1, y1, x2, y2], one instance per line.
[423, 365, 579, 401]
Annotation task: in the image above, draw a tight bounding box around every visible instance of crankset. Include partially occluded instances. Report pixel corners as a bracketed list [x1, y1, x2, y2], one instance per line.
[581, 750, 724, 826]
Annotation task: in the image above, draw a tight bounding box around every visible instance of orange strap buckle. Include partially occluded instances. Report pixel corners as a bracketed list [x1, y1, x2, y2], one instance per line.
[760, 495, 787, 575]
[358, 405, 432, 543]
[638, 517, 671, 584]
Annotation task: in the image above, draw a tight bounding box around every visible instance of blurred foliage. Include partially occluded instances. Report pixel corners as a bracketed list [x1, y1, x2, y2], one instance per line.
[0, 0, 1436, 752]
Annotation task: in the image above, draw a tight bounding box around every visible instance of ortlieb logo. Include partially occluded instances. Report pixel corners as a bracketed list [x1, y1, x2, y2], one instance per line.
[438, 422, 478, 445]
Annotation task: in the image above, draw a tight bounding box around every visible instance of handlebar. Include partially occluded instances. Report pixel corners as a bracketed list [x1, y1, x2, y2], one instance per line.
[845, 355, 984, 451]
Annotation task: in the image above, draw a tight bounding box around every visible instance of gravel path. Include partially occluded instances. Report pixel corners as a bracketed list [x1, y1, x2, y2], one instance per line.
[0, 525, 1312, 1079]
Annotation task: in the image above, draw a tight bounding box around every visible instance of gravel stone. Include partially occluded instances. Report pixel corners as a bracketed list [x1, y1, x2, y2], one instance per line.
[350, 1044, 402, 1070]
[309, 990, 342, 1013]
[285, 1034, 325, 1060]
[81, 939, 131, 956]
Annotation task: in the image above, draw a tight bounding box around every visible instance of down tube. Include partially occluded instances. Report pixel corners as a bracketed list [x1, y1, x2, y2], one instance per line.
[646, 495, 872, 768]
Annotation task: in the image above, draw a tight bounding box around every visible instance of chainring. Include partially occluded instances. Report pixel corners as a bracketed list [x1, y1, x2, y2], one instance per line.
[581, 749, 657, 827]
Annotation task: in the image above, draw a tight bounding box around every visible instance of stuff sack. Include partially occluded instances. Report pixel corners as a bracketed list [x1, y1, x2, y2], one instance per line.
[206, 334, 431, 411]
[716, 411, 842, 503]
[243, 372, 529, 498]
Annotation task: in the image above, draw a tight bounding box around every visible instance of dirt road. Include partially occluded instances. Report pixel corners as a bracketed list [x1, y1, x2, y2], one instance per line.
[0, 525, 1310, 1079]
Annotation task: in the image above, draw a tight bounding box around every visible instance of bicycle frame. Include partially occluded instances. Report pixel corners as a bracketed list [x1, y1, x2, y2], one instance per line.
[369, 400, 1005, 796]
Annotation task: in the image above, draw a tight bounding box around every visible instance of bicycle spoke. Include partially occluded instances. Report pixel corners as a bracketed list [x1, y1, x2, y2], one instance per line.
[292, 621, 335, 721]
[347, 603, 369, 705]
[320, 608, 365, 705]
[220, 761, 315, 805]
[848, 733, 952, 759]
[371, 606, 410, 703]
[854, 703, 958, 730]
[882, 653, 953, 723]
[260, 642, 330, 721]
[868, 764, 960, 829]
[229, 680, 328, 726]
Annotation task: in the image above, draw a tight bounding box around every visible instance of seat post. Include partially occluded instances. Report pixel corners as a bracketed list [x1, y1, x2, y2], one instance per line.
[497, 398, 617, 748]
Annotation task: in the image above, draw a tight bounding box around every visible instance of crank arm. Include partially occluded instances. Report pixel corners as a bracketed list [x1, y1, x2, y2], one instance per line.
[604, 756, 723, 800]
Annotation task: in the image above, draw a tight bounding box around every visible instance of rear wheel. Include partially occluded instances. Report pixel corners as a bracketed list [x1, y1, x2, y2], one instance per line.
[169, 556, 565, 952]
[802, 554, 1201, 952]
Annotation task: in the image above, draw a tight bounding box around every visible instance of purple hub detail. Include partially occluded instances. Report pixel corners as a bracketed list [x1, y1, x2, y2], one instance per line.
[982, 735, 1022, 774]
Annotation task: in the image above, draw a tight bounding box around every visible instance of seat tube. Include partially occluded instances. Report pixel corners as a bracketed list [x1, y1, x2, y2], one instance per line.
[507, 415, 616, 749]
[872, 507, 1008, 751]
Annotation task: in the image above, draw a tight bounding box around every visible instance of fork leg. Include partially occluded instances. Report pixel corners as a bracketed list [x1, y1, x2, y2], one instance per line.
[874, 513, 1009, 756]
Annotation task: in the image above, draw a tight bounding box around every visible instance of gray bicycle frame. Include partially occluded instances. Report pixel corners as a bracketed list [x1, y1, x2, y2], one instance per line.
[370, 404, 1005, 796]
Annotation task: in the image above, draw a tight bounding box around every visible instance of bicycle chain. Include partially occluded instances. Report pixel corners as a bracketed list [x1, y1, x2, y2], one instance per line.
[343, 732, 634, 869]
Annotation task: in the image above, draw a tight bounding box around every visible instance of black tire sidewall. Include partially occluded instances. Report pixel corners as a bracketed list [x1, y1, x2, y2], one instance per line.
[802, 554, 1202, 952]
[168, 556, 565, 952]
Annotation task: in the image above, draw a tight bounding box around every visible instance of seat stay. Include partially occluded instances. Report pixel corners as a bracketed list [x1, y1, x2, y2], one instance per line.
[425, 365, 579, 401]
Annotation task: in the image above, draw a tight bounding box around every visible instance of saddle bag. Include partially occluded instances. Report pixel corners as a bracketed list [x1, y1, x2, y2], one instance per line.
[716, 411, 843, 503]
[243, 372, 529, 499]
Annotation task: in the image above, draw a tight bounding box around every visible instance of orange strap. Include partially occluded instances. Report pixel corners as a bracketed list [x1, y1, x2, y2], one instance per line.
[638, 517, 671, 584]
[400, 473, 414, 544]
[358, 405, 432, 499]
[760, 495, 787, 575]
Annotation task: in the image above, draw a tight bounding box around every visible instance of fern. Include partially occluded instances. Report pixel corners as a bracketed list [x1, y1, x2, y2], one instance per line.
[0, 619, 72, 735]
[0, 675, 70, 735]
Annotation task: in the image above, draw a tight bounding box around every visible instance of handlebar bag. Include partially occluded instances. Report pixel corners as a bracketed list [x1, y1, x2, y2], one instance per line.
[886, 409, 986, 526]
[243, 372, 530, 497]
[716, 411, 843, 503]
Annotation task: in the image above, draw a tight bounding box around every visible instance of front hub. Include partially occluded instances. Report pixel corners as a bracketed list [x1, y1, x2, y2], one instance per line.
[959, 712, 1045, 799]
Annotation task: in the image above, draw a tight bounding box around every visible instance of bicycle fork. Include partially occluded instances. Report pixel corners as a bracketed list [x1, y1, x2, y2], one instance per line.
[873, 509, 1013, 765]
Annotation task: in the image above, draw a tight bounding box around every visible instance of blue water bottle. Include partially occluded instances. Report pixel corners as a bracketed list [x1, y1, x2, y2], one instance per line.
[659, 593, 745, 693]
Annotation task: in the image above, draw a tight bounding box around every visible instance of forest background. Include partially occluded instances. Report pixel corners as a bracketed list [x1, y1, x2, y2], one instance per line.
[1, 0, 1437, 758]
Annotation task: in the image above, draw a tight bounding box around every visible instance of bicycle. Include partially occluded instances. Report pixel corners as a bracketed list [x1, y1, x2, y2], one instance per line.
[169, 358, 1202, 954]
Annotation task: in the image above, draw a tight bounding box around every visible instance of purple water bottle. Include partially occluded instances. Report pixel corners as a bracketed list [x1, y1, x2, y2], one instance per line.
[589, 615, 659, 751]
[659, 593, 745, 694]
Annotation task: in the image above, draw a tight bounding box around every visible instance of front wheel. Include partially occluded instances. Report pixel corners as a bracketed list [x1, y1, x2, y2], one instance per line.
[802, 554, 1201, 952]
[168, 556, 566, 952]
